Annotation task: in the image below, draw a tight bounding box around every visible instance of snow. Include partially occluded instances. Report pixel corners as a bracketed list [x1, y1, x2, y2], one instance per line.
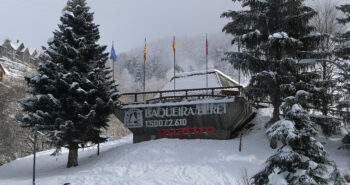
[0, 107, 348, 185]
[28, 48, 37, 55]
[266, 119, 297, 142]
[0, 56, 35, 80]
[162, 69, 240, 91]
[268, 169, 288, 185]
[10, 42, 23, 51]
[162, 71, 220, 91]
[0, 108, 274, 185]
[268, 32, 288, 39]
[242, 29, 261, 39]
[159, 69, 241, 97]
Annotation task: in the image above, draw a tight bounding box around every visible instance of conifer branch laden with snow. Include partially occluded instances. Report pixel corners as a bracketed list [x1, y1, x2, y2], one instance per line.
[17, 0, 119, 168]
[221, 0, 323, 125]
[334, 3, 350, 152]
[253, 91, 345, 185]
[222, 0, 346, 184]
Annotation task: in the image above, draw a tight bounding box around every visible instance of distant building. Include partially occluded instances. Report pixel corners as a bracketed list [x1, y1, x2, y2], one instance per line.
[0, 39, 41, 65]
[0, 64, 6, 81]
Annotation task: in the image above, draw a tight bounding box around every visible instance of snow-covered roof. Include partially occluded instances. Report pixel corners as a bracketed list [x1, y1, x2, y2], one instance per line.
[10, 42, 24, 51]
[28, 48, 37, 55]
[161, 69, 240, 91]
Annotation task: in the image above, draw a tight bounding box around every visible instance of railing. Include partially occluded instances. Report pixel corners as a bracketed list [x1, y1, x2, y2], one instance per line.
[119, 86, 243, 104]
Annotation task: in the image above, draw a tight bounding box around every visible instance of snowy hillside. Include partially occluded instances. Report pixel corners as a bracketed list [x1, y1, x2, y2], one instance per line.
[0, 108, 348, 185]
[0, 56, 36, 81]
[0, 57, 38, 165]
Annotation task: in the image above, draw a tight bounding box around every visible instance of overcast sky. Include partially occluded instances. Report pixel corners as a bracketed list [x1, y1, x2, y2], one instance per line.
[0, 0, 242, 52]
[0, 0, 347, 53]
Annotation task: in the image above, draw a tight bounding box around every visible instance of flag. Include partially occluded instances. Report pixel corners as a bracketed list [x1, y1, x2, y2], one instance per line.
[144, 38, 147, 62]
[172, 36, 176, 54]
[110, 44, 117, 62]
[206, 36, 208, 57]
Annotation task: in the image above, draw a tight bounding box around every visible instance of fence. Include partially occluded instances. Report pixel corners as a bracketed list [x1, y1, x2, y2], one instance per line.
[119, 86, 243, 104]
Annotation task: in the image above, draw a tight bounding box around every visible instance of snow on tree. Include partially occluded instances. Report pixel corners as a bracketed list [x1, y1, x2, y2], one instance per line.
[17, 0, 119, 168]
[221, 0, 322, 124]
[253, 91, 345, 185]
[297, 1, 345, 137]
[334, 3, 350, 150]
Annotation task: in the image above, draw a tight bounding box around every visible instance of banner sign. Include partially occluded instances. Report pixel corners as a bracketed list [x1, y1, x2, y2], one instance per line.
[123, 103, 227, 128]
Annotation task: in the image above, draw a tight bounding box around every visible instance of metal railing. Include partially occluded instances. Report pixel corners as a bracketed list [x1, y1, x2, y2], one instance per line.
[119, 86, 243, 104]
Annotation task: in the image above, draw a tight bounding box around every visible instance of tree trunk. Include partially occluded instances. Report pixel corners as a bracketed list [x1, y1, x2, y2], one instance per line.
[67, 144, 78, 168]
[266, 93, 282, 127]
[322, 61, 328, 116]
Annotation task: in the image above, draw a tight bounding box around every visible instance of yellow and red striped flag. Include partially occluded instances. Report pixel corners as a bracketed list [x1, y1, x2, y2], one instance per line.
[172, 36, 176, 54]
[144, 38, 147, 62]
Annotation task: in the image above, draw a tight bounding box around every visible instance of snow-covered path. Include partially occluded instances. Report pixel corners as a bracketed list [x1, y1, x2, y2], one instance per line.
[0, 108, 347, 185]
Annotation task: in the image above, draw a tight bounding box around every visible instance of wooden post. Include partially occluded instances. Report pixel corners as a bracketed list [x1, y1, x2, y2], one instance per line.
[239, 133, 242, 152]
[97, 142, 100, 156]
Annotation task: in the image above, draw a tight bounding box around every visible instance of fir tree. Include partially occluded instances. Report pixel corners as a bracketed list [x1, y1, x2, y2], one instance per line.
[253, 91, 345, 185]
[334, 3, 350, 150]
[221, 0, 319, 124]
[17, 0, 119, 168]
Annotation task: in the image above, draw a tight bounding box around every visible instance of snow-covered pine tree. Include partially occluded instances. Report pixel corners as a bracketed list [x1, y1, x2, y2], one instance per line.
[253, 91, 345, 185]
[221, 0, 320, 124]
[303, 1, 344, 137]
[17, 0, 119, 168]
[334, 3, 350, 150]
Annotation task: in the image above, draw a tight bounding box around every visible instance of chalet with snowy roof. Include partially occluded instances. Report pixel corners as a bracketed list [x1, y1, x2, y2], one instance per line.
[0, 64, 6, 81]
[0, 39, 41, 64]
[114, 69, 255, 143]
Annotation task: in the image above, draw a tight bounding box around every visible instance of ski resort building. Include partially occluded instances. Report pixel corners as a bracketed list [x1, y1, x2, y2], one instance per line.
[114, 70, 255, 143]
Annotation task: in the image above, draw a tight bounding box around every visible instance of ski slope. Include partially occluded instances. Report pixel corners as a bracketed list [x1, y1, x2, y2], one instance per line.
[0, 108, 348, 185]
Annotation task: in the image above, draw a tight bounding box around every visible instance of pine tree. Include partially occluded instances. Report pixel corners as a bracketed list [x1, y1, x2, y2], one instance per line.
[221, 0, 320, 124]
[253, 91, 344, 185]
[301, 1, 344, 137]
[17, 0, 119, 168]
[334, 3, 350, 150]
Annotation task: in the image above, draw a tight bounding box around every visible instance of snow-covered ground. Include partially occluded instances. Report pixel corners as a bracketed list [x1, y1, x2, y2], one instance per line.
[0, 108, 348, 185]
[0, 56, 35, 80]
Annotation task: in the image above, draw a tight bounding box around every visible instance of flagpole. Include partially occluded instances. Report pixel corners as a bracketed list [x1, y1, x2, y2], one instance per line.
[238, 36, 241, 85]
[112, 41, 115, 81]
[206, 34, 208, 89]
[144, 38, 146, 101]
[173, 36, 176, 93]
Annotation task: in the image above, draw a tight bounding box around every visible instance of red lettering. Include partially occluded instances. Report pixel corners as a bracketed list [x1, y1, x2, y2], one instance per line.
[207, 126, 215, 134]
[157, 126, 216, 137]
[186, 126, 193, 135]
[167, 128, 176, 136]
[193, 126, 199, 134]
[199, 127, 205, 134]
[158, 129, 167, 138]
[177, 128, 185, 135]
